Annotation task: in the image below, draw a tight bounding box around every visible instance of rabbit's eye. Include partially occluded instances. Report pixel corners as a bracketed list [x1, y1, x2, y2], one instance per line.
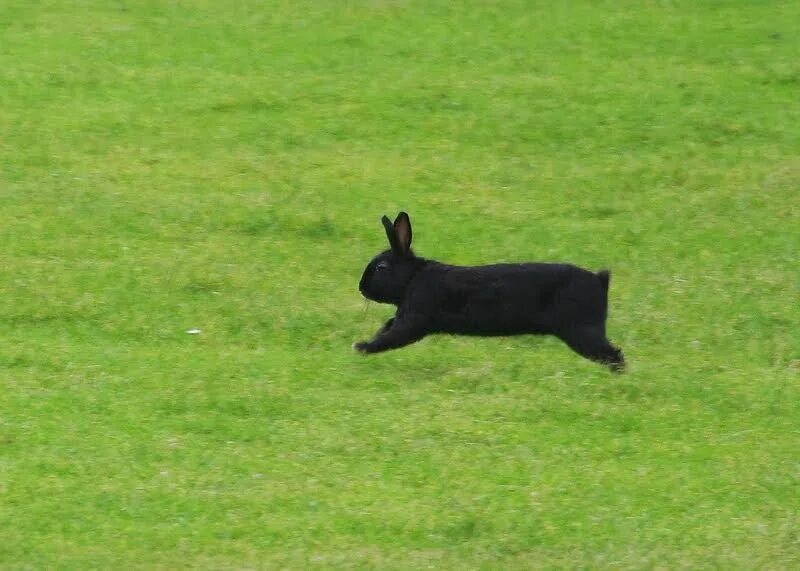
[376, 261, 389, 271]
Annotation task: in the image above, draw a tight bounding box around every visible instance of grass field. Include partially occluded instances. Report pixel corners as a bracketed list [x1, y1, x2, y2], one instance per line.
[1, 0, 799, 568]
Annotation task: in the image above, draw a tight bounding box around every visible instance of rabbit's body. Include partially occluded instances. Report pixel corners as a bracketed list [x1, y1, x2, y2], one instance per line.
[355, 213, 624, 371]
[405, 262, 601, 336]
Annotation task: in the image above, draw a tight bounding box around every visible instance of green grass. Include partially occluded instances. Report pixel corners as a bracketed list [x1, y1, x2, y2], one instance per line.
[1, 0, 799, 567]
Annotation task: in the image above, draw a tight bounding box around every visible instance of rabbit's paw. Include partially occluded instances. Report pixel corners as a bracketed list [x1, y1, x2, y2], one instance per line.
[352, 341, 372, 354]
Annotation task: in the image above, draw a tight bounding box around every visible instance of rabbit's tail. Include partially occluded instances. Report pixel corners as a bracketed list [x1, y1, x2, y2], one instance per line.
[597, 269, 611, 293]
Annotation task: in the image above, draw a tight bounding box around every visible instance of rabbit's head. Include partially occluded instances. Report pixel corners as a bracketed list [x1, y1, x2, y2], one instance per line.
[359, 212, 420, 305]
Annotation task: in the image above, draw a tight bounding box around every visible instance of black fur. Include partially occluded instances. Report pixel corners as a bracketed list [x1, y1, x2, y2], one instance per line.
[355, 212, 625, 371]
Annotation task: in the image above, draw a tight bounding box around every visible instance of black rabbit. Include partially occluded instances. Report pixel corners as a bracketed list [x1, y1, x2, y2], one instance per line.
[354, 212, 625, 371]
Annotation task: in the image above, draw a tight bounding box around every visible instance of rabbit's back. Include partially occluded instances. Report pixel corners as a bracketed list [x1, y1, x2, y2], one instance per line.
[420, 262, 606, 336]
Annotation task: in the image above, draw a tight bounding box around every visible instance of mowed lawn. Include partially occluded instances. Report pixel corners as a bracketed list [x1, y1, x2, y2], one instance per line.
[1, 0, 799, 568]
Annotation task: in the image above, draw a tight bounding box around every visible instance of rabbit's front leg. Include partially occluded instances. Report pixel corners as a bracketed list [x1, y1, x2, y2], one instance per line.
[376, 317, 394, 335]
[354, 315, 426, 354]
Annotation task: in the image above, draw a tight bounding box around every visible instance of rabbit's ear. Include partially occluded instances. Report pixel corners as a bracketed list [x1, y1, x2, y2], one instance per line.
[382, 215, 401, 253]
[393, 212, 412, 254]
